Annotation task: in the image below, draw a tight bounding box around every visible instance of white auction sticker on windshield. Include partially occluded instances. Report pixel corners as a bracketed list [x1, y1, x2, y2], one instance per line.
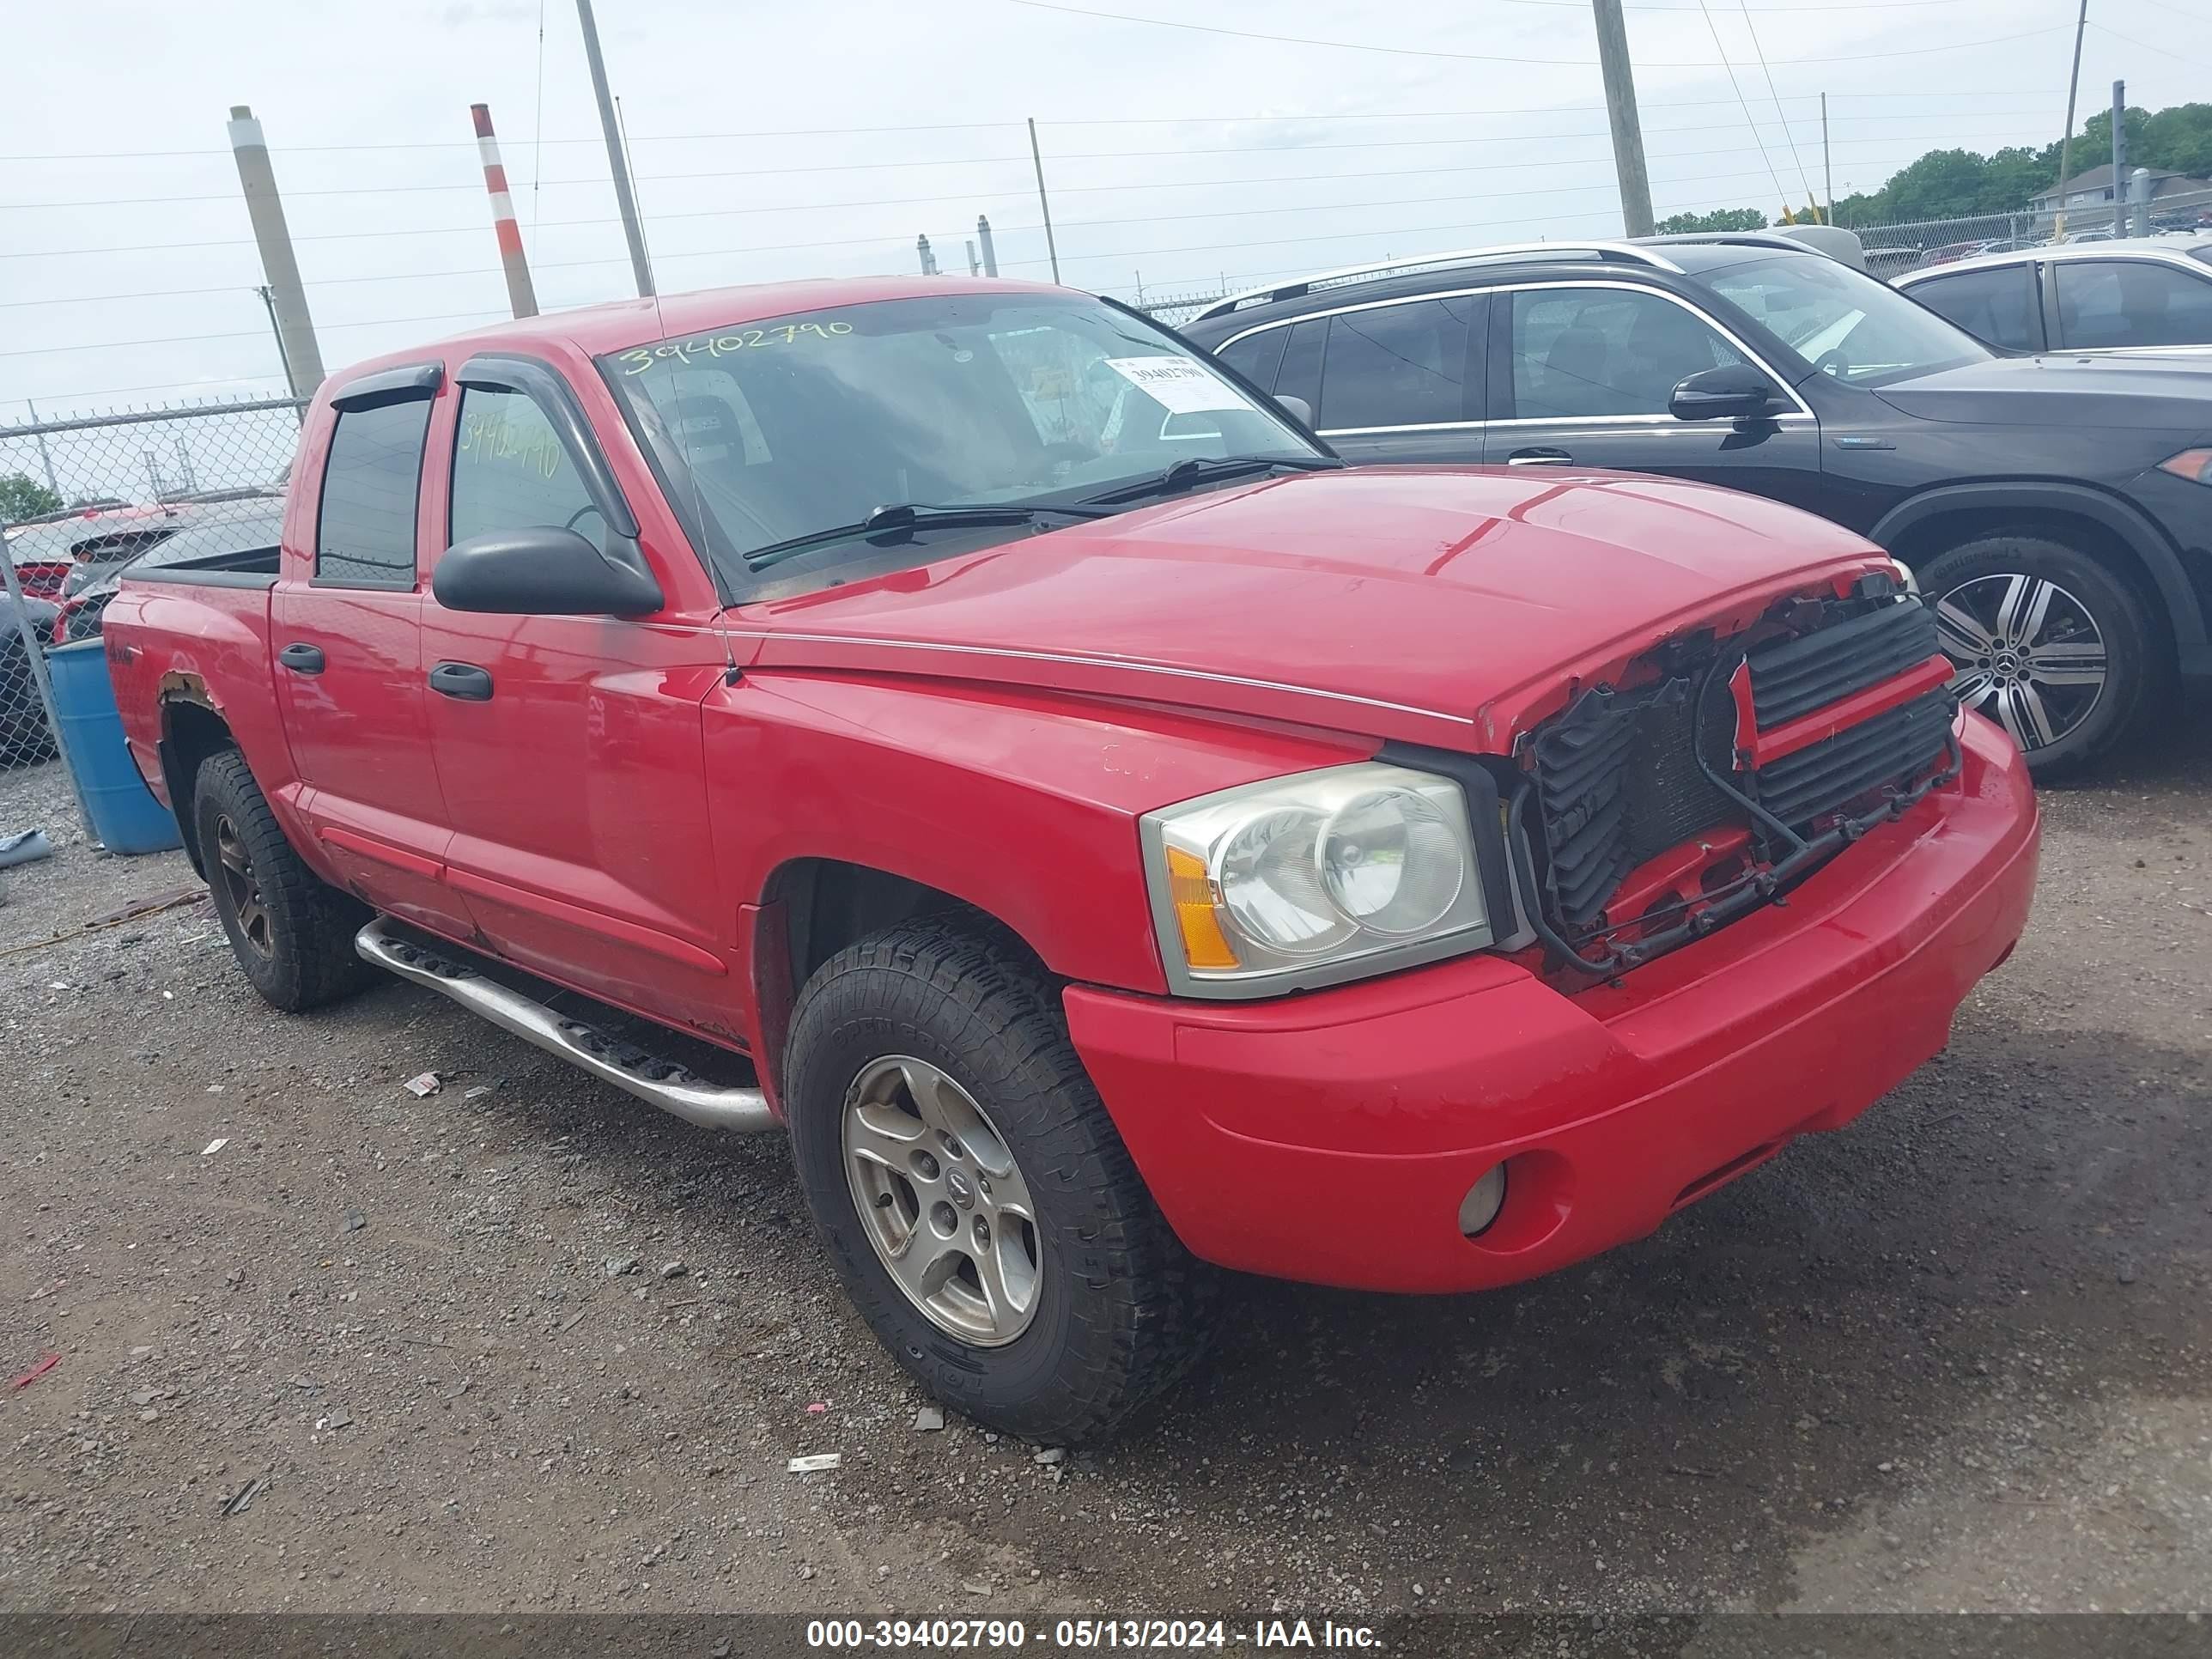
[1103, 356, 1256, 415]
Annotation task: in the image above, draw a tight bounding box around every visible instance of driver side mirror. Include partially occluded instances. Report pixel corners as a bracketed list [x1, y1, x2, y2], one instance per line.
[1275, 393, 1316, 428]
[431, 526, 663, 617]
[1669, 365, 1786, 422]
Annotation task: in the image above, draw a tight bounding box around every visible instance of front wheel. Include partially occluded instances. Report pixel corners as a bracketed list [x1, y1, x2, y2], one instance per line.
[1920, 534, 2152, 778]
[783, 918, 1212, 1443]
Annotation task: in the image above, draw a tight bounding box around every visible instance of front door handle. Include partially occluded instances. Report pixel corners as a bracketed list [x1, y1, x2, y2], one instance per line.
[277, 642, 325, 674]
[428, 661, 495, 702]
[1505, 447, 1573, 465]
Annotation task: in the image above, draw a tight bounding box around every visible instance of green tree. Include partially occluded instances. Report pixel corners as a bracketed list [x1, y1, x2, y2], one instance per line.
[2141, 103, 2212, 179]
[1656, 206, 1768, 234]
[0, 473, 64, 524]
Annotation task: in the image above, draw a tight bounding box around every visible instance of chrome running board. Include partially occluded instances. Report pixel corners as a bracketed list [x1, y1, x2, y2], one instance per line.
[355, 918, 775, 1133]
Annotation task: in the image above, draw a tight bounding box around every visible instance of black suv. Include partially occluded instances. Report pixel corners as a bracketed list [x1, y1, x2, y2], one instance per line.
[1180, 234, 2212, 774]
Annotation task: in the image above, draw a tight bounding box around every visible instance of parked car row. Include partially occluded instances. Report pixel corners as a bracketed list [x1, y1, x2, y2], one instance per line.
[1181, 231, 2211, 775]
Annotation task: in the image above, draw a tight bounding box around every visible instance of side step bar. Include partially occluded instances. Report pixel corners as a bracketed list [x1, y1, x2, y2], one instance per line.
[355, 918, 775, 1133]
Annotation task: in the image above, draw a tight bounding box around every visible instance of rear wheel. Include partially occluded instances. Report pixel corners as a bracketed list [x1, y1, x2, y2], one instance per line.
[783, 917, 1212, 1443]
[1919, 534, 2151, 777]
[193, 750, 374, 1011]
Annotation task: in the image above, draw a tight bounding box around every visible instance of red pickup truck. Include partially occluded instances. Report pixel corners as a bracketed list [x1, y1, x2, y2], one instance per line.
[105, 276, 2039, 1443]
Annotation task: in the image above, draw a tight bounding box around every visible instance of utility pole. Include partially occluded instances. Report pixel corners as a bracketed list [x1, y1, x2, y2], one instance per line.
[976, 215, 1000, 277]
[1822, 94, 1834, 225]
[22, 399, 61, 500]
[1591, 0, 1655, 237]
[227, 105, 325, 397]
[574, 0, 654, 297]
[471, 103, 540, 318]
[1028, 118, 1061, 283]
[2051, 0, 2089, 242]
[2110, 80, 2130, 234]
[965, 240, 980, 276]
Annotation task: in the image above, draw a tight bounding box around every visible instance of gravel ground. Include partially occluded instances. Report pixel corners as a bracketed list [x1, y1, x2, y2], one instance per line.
[0, 722, 2205, 1626]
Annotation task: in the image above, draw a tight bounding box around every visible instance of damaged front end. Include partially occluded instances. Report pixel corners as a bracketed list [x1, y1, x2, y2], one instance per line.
[1513, 570, 1963, 979]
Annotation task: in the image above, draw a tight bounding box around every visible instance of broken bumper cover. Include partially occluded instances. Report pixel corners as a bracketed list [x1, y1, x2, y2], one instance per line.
[1065, 714, 2039, 1294]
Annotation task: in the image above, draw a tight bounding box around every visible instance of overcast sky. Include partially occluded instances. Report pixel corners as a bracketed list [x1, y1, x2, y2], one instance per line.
[2, 0, 2198, 421]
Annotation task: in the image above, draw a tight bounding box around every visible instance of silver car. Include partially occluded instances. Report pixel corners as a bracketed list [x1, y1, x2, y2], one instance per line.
[1896, 236, 2212, 357]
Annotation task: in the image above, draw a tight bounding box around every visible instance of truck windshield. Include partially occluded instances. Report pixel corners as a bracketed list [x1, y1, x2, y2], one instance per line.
[598, 292, 1317, 587]
[1699, 254, 1991, 387]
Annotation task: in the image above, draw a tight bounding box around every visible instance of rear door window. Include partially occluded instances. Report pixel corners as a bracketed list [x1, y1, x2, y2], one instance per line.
[2053, 258, 2212, 349]
[1315, 298, 1474, 429]
[1907, 264, 2041, 351]
[1215, 327, 1291, 393]
[316, 398, 433, 586]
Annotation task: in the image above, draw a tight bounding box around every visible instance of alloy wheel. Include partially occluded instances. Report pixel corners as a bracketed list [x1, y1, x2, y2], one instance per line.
[841, 1054, 1042, 1346]
[1933, 572, 2109, 753]
[212, 813, 274, 960]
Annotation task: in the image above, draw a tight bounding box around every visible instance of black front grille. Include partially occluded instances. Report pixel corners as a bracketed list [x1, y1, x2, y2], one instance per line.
[1753, 689, 1957, 827]
[1747, 598, 1942, 728]
[1529, 678, 1736, 932]
[1526, 595, 1956, 954]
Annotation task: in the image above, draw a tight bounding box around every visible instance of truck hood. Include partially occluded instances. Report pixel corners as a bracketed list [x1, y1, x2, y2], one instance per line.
[733, 467, 1892, 751]
[1872, 351, 2212, 431]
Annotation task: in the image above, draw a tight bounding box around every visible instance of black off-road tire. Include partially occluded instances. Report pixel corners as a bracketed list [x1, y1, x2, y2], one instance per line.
[193, 750, 374, 1012]
[1918, 533, 2154, 779]
[784, 917, 1213, 1444]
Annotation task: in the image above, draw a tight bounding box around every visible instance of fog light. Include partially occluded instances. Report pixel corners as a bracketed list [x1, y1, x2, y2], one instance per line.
[1457, 1164, 1508, 1237]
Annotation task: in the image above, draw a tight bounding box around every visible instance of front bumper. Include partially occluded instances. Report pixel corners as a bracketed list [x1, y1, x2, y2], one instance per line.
[1064, 715, 2039, 1294]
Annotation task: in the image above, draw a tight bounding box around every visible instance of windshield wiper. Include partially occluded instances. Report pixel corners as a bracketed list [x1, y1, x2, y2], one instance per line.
[1077, 453, 1344, 508]
[743, 501, 1110, 573]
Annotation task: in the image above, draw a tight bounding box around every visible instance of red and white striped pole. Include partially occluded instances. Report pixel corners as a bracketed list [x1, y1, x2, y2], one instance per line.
[471, 102, 539, 319]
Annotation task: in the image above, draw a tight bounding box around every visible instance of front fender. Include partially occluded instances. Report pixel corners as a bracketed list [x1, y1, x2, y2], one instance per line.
[703, 670, 1375, 993]
[1868, 479, 2204, 653]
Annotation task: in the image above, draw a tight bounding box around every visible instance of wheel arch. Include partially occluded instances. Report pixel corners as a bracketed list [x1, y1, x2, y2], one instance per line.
[157, 690, 238, 878]
[750, 856, 1060, 1110]
[1869, 483, 2202, 669]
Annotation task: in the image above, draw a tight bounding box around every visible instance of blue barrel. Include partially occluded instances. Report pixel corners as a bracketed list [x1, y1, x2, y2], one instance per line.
[46, 640, 182, 856]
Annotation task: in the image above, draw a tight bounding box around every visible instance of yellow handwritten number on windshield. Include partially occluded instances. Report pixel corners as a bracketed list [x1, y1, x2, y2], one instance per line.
[617, 319, 853, 374]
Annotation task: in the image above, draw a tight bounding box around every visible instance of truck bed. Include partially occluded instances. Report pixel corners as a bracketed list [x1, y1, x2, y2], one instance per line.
[123, 544, 280, 589]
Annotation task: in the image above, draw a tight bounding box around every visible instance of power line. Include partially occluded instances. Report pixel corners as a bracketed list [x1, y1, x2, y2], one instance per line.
[0, 123, 2049, 277]
[1002, 0, 2079, 67]
[1697, 0, 1791, 205]
[2085, 19, 2212, 70]
[0, 150, 1962, 319]
[0, 94, 2074, 165]
[3, 118, 2067, 213]
[1737, 0, 1818, 204]
[0, 308, 508, 360]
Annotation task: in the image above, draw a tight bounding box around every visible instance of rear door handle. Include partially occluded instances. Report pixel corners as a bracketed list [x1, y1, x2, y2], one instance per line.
[277, 642, 325, 674]
[428, 661, 495, 702]
[1505, 447, 1573, 465]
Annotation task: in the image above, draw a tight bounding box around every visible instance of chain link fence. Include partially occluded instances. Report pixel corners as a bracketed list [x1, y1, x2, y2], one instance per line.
[1843, 183, 2212, 277]
[1, 396, 305, 845]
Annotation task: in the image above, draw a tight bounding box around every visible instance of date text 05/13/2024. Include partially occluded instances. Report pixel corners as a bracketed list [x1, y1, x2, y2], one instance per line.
[804, 1617, 1380, 1649]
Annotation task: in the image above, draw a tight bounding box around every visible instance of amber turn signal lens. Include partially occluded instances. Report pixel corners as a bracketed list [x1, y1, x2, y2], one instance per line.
[2158, 448, 2212, 485]
[1164, 845, 1240, 970]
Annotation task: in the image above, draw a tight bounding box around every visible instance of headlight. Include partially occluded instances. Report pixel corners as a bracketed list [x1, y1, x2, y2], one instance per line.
[1888, 556, 1921, 596]
[1143, 762, 1493, 997]
[2157, 447, 2212, 485]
